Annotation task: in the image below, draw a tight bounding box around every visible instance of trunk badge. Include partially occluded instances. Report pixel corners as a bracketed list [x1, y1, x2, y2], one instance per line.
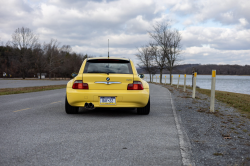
[106, 77, 110, 81]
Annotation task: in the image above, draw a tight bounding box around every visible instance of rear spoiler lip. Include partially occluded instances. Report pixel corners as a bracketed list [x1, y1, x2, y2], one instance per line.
[87, 59, 130, 62]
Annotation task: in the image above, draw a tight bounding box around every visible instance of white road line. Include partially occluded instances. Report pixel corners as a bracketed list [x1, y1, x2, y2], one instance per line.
[167, 89, 195, 166]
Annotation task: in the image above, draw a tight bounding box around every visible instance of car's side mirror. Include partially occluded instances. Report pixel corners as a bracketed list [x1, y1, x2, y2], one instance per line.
[71, 73, 78, 78]
[139, 74, 144, 78]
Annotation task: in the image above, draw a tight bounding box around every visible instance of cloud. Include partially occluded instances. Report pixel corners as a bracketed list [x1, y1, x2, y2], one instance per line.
[182, 46, 250, 65]
[239, 18, 249, 27]
[173, 0, 250, 27]
[0, 0, 42, 42]
[170, 0, 199, 15]
[181, 26, 250, 50]
[0, 0, 250, 67]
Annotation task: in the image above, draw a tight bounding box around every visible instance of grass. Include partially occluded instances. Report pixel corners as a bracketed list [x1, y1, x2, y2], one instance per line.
[173, 84, 250, 118]
[213, 152, 223, 156]
[0, 85, 66, 96]
[242, 130, 248, 133]
[195, 88, 250, 118]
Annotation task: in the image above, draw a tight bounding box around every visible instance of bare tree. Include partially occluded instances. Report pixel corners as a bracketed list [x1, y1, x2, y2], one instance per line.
[33, 43, 46, 79]
[166, 29, 182, 80]
[0, 43, 12, 77]
[44, 39, 61, 79]
[57, 45, 74, 78]
[135, 45, 156, 82]
[11, 27, 39, 79]
[149, 42, 168, 83]
[148, 22, 182, 83]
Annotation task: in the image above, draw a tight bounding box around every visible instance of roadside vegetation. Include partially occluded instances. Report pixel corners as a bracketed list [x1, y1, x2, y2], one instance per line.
[0, 27, 89, 79]
[194, 87, 250, 118]
[0, 85, 66, 96]
[167, 84, 250, 118]
[136, 21, 182, 83]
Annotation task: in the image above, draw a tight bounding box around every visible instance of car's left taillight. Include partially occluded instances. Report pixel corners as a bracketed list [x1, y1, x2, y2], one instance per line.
[127, 81, 144, 90]
[72, 80, 88, 89]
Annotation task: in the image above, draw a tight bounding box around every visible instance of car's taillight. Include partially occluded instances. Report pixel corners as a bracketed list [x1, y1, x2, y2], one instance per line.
[72, 80, 88, 89]
[127, 81, 144, 90]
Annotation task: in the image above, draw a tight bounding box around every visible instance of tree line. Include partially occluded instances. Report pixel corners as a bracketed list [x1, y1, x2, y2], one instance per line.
[136, 21, 182, 83]
[137, 64, 250, 75]
[0, 27, 88, 79]
[184, 64, 250, 75]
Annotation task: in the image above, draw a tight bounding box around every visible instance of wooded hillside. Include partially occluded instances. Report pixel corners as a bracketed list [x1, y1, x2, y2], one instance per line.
[137, 64, 250, 75]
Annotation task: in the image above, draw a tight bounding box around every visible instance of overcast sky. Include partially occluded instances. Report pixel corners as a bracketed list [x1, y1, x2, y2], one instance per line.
[0, 0, 250, 66]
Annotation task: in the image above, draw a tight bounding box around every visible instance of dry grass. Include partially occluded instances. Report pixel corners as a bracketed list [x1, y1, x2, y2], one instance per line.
[0, 85, 66, 96]
[159, 83, 250, 119]
[189, 87, 250, 118]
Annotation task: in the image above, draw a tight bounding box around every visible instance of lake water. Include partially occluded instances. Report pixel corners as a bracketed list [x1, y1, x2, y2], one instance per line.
[144, 74, 250, 95]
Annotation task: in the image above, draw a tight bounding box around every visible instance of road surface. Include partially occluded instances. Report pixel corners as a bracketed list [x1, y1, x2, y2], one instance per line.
[0, 79, 68, 89]
[0, 83, 191, 166]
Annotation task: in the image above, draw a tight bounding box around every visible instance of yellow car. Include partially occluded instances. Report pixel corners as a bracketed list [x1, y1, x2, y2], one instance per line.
[65, 57, 150, 115]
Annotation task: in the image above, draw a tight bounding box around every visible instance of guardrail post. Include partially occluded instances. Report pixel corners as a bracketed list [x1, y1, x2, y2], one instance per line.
[177, 74, 180, 88]
[210, 70, 216, 112]
[171, 75, 173, 85]
[165, 76, 166, 84]
[184, 74, 186, 92]
[192, 72, 197, 98]
[156, 76, 157, 83]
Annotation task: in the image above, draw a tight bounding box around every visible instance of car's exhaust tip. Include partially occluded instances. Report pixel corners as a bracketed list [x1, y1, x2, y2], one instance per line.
[85, 102, 89, 108]
[84, 102, 94, 109]
[89, 103, 94, 108]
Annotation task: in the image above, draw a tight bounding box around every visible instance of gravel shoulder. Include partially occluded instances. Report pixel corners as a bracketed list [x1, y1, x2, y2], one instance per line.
[161, 84, 250, 166]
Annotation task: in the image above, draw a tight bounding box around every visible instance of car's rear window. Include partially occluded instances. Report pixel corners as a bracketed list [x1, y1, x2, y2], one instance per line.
[83, 59, 133, 74]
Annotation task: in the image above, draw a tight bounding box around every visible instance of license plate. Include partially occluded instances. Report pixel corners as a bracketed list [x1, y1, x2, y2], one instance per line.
[100, 97, 116, 105]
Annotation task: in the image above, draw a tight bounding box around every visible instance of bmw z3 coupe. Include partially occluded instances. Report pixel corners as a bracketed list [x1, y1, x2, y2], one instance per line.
[65, 57, 150, 115]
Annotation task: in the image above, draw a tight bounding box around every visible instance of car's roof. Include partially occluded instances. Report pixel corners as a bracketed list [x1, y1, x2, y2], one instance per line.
[87, 57, 130, 61]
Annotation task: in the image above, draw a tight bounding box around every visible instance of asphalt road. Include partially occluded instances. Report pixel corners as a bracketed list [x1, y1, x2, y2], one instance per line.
[0, 79, 68, 89]
[0, 83, 188, 166]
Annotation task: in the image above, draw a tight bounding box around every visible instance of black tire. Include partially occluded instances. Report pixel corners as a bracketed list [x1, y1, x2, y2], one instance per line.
[137, 97, 150, 115]
[65, 96, 79, 114]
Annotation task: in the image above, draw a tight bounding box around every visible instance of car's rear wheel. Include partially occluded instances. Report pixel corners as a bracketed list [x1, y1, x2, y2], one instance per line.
[65, 96, 79, 114]
[137, 97, 150, 115]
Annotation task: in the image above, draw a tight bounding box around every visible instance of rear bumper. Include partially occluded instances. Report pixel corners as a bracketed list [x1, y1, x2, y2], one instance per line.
[66, 88, 149, 108]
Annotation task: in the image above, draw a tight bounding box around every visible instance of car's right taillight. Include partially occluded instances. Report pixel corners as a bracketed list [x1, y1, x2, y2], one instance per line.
[72, 80, 88, 89]
[127, 81, 144, 90]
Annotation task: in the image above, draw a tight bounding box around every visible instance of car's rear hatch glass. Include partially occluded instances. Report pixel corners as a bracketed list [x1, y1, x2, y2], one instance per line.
[82, 59, 133, 90]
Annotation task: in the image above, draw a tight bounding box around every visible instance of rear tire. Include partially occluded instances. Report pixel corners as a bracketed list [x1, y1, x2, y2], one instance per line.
[65, 96, 79, 114]
[137, 97, 150, 115]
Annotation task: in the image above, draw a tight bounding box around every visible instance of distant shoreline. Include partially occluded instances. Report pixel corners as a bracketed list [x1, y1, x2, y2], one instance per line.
[144, 74, 250, 76]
